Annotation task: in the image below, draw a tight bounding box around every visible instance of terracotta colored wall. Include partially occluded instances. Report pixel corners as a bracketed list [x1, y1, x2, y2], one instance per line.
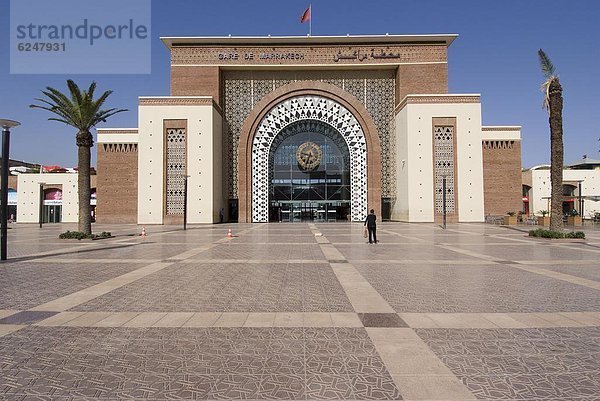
[96, 143, 138, 223]
[171, 66, 220, 104]
[396, 63, 448, 104]
[482, 140, 523, 215]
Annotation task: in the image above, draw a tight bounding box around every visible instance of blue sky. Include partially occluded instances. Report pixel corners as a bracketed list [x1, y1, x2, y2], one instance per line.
[1, 0, 598, 168]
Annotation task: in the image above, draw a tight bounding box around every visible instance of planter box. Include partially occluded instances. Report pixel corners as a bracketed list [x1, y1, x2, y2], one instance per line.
[537, 216, 550, 226]
[567, 216, 582, 226]
[503, 215, 517, 225]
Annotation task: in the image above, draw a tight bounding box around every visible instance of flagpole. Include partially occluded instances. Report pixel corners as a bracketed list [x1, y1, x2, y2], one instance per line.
[309, 4, 312, 36]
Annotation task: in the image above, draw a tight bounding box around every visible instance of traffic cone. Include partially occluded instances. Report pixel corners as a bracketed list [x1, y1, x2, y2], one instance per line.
[227, 228, 233, 238]
[140, 227, 147, 237]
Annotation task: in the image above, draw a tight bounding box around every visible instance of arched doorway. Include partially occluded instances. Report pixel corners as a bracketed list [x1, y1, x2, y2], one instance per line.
[269, 120, 351, 222]
[250, 95, 368, 222]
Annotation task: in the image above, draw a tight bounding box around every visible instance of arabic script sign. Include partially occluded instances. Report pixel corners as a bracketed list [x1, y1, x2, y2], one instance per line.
[171, 45, 448, 65]
[333, 49, 401, 62]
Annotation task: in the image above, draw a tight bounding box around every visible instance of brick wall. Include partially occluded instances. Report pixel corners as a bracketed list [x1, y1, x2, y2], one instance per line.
[171, 66, 220, 104]
[482, 140, 522, 215]
[96, 143, 138, 223]
[396, 62, 448, 104]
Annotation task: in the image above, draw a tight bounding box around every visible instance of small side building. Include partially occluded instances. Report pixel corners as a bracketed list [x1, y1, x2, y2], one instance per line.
[16, 173, 97, 223]
[522, 157, 600, 217]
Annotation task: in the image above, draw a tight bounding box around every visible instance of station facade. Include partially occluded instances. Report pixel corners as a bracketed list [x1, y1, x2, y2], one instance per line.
[97, 34, 522, 224]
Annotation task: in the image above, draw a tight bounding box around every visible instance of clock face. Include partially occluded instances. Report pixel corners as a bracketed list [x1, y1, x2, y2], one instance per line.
[296, 141, 322, 171]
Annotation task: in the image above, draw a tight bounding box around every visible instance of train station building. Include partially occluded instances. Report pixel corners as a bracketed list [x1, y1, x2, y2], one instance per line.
[96, 34, 523, 224]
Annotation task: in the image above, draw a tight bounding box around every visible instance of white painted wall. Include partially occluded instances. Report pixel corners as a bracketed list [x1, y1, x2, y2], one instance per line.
[481, 127, 521, 141]
[137, 99, 222, 224]
[527, 168, 600, 217]
[393, 100, 485, 222]
[17, 173, 79, 223]
[392, 106, 409, 221]
[185, 105, 222, 224]
[212, 108, 224, 222]
[97, 131, 139, 144]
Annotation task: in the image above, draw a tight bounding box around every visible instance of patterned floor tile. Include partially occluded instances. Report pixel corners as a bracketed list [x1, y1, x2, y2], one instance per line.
[354, 263, 600, 313]
[0, 311, 57, 324]
[0, 262, 143, 309]
[0, 326, 400, 400]
[358, 313, 408, 328]
[416, 327, 600, 399]
[72, 263, 353, 312]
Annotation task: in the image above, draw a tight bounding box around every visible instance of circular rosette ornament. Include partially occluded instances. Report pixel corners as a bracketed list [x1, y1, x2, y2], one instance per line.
[296, 141, 322, 171]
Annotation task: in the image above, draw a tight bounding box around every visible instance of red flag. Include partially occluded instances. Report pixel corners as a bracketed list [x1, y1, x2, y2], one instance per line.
[300, 5, 311, 23]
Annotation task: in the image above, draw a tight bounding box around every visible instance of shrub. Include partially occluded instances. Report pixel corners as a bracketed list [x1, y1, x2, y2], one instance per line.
[528, 228, 585, 239]
[59, 231, 112, 240]
[59, 231, 88, 240]
[565, 231, 586, 239]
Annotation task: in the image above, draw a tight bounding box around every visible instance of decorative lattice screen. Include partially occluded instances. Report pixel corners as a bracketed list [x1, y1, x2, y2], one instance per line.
[223, 70, 395, 200]
[166, 128, 186, 215]
[433, 126, 455, 214]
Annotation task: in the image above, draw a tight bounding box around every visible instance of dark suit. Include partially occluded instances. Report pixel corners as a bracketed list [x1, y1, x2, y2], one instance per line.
[364, 213, 377, 243]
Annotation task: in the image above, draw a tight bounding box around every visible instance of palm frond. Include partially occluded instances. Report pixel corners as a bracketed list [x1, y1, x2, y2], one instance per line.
[31, 80, 127, 135]
[67, 80, 84, 108]
[47, 117, 74, 125]
[538, 49, 559, 112]
[538, 49, 556, 79]
[95, 107, 128, 123]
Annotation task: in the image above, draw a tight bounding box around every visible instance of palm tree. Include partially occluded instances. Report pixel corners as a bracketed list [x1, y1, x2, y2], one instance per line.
[31, 80, 126, 235]
[538, 49, 564, 231]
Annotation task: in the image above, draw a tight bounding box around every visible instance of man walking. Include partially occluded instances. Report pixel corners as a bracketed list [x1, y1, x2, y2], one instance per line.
[364, 209, 378, 244]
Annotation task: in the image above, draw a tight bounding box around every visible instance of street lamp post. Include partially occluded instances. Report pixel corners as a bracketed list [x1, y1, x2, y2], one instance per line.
[0, 119, 21, 261]
[183, 175, 190, 230]
[441, 174, 448, 230]
[39, 182, 45, 229]
[578, 181, 584, 220]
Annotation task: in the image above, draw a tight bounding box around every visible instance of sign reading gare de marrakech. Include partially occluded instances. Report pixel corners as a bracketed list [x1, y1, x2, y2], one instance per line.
[93, 34, 523, 226]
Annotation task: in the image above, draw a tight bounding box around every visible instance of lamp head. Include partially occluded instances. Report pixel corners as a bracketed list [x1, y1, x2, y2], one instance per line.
[0, 119, 21, 130]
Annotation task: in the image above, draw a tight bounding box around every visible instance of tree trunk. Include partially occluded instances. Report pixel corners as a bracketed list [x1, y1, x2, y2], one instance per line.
[548, 78, 564, 231]
[76, 131, 93, 235]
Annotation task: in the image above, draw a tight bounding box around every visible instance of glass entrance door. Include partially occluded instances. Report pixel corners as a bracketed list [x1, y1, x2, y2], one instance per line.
[43, 205, 62, 223]
[270, 201, 350, 222]
[269, 121, 351, 222]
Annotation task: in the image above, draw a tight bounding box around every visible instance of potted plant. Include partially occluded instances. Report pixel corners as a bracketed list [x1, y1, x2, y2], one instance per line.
[537, 210, 550, 226]
[567, 209, 582, 226]
[503, 211, 518, 225]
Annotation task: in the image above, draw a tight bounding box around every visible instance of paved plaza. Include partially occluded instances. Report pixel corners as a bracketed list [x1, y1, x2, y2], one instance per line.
[0, 222, 599, 400]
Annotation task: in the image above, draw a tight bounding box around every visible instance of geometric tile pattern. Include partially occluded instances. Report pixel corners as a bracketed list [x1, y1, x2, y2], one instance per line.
[353, 262, 600, 313]
[252, 95, 367, 222]
[433, 126, 456, 213]
[2, 221, 600, 401]
[358, 313, 408, 328]
[72, 262, 354, 312]
[0, 310, 57, 325]
[536, 263, 600, 282]
[0, 326, 402, 400]
[416, 327, 600, 400]
[166, 128, 186, 215]
[0, 262, 141, 309]
[223, 70, 395, 201]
